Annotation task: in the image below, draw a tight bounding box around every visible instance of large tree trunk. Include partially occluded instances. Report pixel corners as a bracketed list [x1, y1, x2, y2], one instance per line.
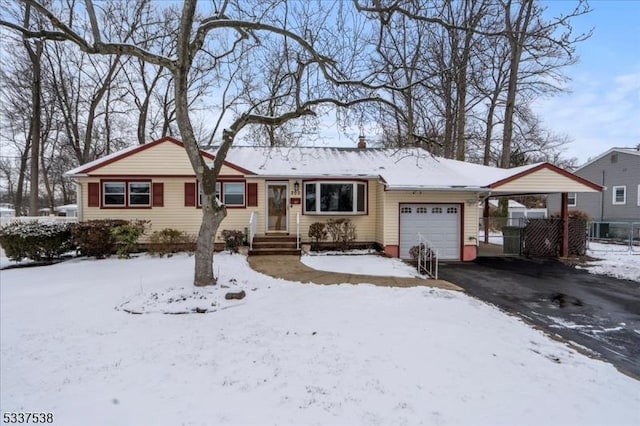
[500, 0, 534, 168]
[26, 41, 42, 216]
[194, 197, 227, 286]
[173, 0, 224, 286]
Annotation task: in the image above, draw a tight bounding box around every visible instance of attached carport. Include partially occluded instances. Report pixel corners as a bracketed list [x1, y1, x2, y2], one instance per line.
[479, 163, 603, 257]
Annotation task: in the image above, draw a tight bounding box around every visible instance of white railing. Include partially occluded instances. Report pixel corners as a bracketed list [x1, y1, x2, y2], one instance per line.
[249, 211, 258, 250]
[296, 212, 300, 250]
[416, 233, 438, 280]
[0, 216, 78, 227]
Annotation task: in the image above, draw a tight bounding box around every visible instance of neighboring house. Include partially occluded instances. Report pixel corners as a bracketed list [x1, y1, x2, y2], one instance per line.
[478, 199, 547, 223]
[547, 147, 640, 222]
[56, 204, 78, 217]
[0, 204, 15, 218]
[66, 137, 601, 261]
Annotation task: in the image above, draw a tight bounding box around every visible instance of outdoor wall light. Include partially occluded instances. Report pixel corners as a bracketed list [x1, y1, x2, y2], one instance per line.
[293, 181, 300, 195]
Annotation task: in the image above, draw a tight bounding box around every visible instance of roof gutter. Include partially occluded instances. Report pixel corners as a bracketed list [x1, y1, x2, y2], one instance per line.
[384, 186, 491, 192]
[253, 174, 381, 180]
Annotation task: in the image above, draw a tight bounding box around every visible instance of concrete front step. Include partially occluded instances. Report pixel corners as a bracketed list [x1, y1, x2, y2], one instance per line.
[253, 235, 297, 243]
[252, 241, 298, 249]
[249, 248, 301, 256]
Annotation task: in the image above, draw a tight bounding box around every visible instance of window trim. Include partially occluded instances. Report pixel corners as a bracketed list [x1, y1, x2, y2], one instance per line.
[612, 185, 626, 205]
[303, 180, 368, 215]
[567, 192, 577, 207]
[637, 184, 640, 207]
[101, 179, 152, 209]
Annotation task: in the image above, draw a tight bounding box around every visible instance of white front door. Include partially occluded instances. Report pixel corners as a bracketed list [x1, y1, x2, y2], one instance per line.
[266, 182, 288, 232]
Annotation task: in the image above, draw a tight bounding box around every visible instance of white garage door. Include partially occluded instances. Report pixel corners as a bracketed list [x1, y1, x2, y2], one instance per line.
[399, 204, 461, 260]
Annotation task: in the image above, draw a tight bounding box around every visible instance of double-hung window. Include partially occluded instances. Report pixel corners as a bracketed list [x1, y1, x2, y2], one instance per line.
[567, 192, 577, 207]
[612, 186, 626, 205]
[304, 181, 366, 214]
[198, 181, 244, 206]
[103, 182, 126, 206]
[129, 182, 151, 206]
[198, 182, 221, 206]
[102, 181, 151, 207]
[223, 182, 245, 206]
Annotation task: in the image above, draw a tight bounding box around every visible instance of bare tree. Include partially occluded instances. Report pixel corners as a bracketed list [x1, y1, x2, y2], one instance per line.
[1, 0, 395, 286]
[499, 0, 590, 167]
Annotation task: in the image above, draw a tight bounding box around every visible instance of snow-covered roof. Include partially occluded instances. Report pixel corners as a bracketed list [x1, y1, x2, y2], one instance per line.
[56, 204, 77, 211]
[221, 146, 541, 190]
[66, 144, 143, 176]
[64, 137, 597, 192]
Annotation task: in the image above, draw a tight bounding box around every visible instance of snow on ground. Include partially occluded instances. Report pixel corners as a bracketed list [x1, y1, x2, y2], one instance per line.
[581, 242, 640, 283]
[301, 252, 422, 278]
[479, 231, 504, 246]
[1, 254, 639, 426]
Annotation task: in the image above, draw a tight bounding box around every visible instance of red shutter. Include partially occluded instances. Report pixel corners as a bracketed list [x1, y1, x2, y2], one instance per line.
[247, 183, 258, 207]
[152, 182, 164, 207]
[184, 182, 196, 206]
[88, 182, 100, 207]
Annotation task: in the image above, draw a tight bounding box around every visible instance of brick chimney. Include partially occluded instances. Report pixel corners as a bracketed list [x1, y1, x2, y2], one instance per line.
[357, 135, 366, 149]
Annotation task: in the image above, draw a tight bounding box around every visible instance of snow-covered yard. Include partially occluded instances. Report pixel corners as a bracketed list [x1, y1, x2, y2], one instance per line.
[301, 252, 422, 278]
[582, 242, 640, 283]
[1, 253, 639, 426]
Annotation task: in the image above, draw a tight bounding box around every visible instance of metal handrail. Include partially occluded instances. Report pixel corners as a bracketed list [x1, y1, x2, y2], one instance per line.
[249, 211, 258, 250]
[296, 212, 300, 250]
[416, 233, 439, 280]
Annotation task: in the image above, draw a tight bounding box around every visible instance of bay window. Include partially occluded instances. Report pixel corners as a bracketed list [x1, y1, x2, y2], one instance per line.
[304, 181, 366, 214]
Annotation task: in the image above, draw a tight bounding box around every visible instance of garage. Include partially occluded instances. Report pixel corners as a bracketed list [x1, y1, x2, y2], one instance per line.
[399, 203, 461, 260]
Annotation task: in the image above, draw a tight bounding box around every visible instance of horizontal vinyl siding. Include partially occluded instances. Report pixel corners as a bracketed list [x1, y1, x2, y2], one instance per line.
[92, 142, 241, 176]
[81, 177, 202, 239]
[495, 168, 601, 193]
[547, 152, 640, 221]
[383, 191, 478, 246]
[80, 177, 256, 242]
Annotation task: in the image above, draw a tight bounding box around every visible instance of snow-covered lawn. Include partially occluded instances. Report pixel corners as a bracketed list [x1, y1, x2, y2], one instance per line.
[1, 254, 639, 425]
[301, 252, 422, 278]
[582, 242, 640, 283]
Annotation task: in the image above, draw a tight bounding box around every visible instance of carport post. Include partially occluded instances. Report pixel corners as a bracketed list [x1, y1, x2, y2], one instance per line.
[483, 198, 490, 244]
[561, 192, 569, 257]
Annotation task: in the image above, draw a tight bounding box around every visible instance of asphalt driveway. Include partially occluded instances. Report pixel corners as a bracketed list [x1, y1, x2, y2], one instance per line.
[439, 257, 640, 379]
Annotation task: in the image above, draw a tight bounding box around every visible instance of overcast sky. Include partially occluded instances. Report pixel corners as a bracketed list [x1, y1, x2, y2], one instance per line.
[533, 0, 640, 165]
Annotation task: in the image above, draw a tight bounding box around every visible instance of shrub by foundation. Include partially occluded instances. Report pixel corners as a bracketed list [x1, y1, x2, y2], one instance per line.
[0, 221, 73, 262]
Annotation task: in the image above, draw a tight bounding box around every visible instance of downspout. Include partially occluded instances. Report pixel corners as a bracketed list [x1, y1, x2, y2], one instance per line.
[75, 182, 83, 221]
[600, 170, 605, 221]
